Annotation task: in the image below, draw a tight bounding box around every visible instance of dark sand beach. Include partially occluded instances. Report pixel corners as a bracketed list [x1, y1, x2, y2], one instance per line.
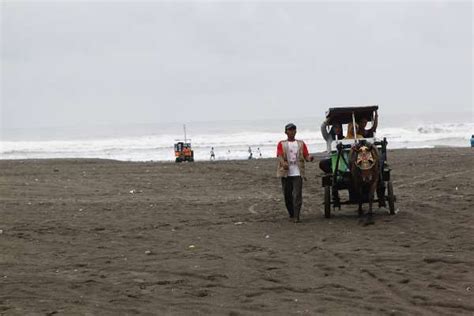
[0, 148, 473, 315]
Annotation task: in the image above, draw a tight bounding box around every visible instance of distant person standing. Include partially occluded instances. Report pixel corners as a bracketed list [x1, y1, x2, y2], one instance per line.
[210, 147, 215, 161]
[276, 123, 314, 223]
[257, 147, 262, 159]
[248, 146, 253, 160]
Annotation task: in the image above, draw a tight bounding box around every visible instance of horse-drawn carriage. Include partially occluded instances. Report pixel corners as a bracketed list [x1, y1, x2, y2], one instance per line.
[321, 106, 396, 218]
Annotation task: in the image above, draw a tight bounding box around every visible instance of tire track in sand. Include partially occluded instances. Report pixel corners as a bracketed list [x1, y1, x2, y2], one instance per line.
[325, 249, 444, 316]
[248, 191, 276, 215]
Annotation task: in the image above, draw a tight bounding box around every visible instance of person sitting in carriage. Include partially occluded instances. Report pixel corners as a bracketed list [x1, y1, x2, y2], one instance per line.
[346, 122, 363, 139]
[346, 110, 379, 139]
[359, 110, 378, 138]
[319, 119, 345, 173]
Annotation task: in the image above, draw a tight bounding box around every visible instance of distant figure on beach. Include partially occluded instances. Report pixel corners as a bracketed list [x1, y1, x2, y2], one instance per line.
[210, 147, 215, 161]
[248, 146, 253, 160]
[227, 149, 231, 160]
[257, 147, 262, 159]
[276, 123, 314, 223]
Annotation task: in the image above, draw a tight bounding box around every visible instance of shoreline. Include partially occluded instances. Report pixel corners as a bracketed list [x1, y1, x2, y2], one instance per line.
[1, 146, 472, 164]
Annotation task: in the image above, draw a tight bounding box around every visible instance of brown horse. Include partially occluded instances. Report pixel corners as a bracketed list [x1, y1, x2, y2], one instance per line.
[349, 142, 380, 224]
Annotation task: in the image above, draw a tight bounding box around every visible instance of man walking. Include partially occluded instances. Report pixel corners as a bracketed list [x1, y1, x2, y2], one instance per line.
[276, 123, 313, 223]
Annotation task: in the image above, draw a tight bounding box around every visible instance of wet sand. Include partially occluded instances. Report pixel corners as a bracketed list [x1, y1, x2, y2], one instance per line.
[0, 148, 473, 315]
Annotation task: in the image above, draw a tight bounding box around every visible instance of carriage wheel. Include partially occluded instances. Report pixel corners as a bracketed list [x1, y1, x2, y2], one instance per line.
[387, 181, 395, 215]
[324, 186, 331, 218]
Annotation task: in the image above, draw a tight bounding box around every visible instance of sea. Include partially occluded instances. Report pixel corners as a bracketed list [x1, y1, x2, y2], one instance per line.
[1, 114, 473, 162]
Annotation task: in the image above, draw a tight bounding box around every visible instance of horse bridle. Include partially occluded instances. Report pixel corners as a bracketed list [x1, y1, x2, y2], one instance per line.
[355, 145, 376, 170]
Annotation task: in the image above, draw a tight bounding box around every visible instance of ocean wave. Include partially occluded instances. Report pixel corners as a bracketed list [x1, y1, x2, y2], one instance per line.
[416, 123, 472, 135]
[1, 122, 472, 161]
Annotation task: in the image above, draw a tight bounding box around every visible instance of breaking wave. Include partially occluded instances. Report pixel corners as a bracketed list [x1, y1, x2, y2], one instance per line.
[1, 122, 472, 161]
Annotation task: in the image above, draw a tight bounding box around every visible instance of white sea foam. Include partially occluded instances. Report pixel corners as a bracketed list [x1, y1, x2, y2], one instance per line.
[1, 122, 472, 161]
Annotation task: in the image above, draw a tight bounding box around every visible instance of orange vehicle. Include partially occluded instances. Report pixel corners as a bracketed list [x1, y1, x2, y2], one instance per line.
[174, 142, 194, 162]
[174, 125, 194, 162]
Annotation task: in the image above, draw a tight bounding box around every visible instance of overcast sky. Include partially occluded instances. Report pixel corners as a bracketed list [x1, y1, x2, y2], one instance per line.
[1, 1, 472, 129]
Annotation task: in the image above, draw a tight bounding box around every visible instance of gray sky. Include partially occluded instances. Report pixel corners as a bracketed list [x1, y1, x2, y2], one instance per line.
[1, 1, 472, 129]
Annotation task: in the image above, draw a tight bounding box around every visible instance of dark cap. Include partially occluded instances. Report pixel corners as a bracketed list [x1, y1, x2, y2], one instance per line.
[285, 123, 297, 131]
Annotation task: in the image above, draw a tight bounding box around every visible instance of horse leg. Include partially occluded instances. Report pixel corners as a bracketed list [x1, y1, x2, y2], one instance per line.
[367, 194, 374, 224]
[358, 187, 363, 217]
[365, 185, 376, 226]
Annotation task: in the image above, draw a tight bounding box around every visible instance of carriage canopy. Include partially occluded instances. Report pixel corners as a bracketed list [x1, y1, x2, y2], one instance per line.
[325, 105, 379, 125]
